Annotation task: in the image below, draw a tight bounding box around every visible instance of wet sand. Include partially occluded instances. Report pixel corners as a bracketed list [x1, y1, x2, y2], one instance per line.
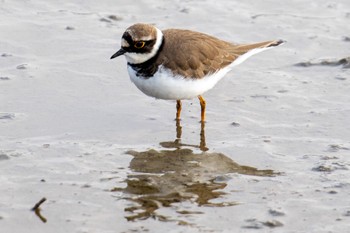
[1, 0, 350, 232]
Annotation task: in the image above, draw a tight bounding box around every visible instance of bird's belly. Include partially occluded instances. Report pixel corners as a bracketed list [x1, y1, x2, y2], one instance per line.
[127, 66, 230, 100]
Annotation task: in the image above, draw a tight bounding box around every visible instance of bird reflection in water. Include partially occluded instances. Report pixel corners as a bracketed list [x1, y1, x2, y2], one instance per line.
[160, 120, 208, 152]
[112, 120, 277, 223]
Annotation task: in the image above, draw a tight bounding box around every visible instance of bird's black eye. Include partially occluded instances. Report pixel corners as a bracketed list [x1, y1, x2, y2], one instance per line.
[134, 41, 145, 49]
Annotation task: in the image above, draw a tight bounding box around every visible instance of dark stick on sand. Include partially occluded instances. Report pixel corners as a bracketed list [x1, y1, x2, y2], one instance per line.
[31, 197, 47, 223]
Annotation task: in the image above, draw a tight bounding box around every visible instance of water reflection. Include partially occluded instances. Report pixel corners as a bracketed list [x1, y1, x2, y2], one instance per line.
[160, 120, 208, 152]
[112, 120, 277, 223]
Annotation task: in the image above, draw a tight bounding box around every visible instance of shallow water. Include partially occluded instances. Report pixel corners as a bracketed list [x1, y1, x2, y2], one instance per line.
[1, 0, 350, 232]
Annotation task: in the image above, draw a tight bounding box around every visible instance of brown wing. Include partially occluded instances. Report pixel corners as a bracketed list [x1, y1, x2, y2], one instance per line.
[157, 29, 280, 79]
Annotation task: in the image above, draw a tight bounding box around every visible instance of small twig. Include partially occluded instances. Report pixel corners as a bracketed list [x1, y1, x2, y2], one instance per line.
[31, 197, 47, 211]
[31, 197, 47, 223]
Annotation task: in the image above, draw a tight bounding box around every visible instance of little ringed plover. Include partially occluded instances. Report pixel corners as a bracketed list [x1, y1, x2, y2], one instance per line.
[111, 23, 284, 122]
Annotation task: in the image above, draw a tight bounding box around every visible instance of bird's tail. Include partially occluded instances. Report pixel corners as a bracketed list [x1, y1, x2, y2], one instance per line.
[232, 40, 285, 55]
[228, 40, 285, 67]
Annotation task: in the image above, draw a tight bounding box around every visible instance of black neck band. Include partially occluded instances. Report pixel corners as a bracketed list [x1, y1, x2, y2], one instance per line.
[128, 37, 165, 78]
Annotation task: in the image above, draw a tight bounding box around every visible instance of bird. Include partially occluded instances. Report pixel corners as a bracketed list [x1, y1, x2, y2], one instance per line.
[110, 23, 284, 122]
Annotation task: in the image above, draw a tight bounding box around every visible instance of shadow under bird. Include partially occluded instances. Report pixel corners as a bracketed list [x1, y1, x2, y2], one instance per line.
[111, 23, 284, 122]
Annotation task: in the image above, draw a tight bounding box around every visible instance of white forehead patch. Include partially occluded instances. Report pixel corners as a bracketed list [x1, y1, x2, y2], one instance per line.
[121, 38, 130, 47]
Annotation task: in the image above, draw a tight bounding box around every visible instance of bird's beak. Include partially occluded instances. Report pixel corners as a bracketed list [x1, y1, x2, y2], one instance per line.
[110, 48, 126, 59]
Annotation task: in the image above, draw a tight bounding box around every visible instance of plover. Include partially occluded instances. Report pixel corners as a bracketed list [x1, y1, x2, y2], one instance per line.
[111, 23, 283, 122]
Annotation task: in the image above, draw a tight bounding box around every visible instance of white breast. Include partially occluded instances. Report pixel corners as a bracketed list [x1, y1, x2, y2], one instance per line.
[127, 65, 231, 100]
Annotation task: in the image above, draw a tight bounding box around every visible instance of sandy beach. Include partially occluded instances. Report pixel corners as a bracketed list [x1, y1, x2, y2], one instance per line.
[1, 0, 349, 232]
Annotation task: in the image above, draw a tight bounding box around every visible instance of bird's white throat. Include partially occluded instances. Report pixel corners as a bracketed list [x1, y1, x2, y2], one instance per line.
[124, 28, 163, 64]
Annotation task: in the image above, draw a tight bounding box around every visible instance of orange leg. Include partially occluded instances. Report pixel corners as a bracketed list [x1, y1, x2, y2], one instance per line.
[176, 100, 182, 120]
[198, 95, 206, 122]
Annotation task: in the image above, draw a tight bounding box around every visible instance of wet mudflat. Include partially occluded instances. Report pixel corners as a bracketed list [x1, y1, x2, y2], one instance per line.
[1, 0, 350, 232]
